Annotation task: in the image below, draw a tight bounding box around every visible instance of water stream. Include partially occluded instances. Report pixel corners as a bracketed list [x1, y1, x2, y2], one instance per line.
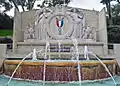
[43, 41, 50, 85]
[32, 48, 37, 61]
[45, 41, 50, 60]
[84, 46, 89, 60]
[6, 52, 32, 86]
[88, 51, 117, 86]
[72, 38, 81, 86]
[57, 40, 61, 58]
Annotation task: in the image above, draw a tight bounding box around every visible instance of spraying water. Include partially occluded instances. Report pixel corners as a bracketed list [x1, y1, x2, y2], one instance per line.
[45, 41, 50, 60]
[89, 51, 117, 86]
[57, 40, 61, 58]
[43, 61, 46, 86]
[43, 41, 50, 85]
[84, 46, 89, 60]
[32, 48, 37, 61]
[71, 47, 75, 60]
[72, 38, 81, 86]
[6, 52, 32, 86]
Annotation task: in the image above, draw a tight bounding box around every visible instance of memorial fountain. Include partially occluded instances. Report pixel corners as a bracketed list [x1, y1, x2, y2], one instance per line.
[1, 4, 120, 86]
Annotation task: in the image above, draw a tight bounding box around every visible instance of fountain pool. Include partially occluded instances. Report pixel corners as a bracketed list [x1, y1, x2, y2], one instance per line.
[4, 3, 120, 86]
[4, 59, 117, 81]
[0, 71, 120, 86]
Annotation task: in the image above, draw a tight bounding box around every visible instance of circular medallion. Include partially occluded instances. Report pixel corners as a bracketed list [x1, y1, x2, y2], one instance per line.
[46, 12, 74, 39]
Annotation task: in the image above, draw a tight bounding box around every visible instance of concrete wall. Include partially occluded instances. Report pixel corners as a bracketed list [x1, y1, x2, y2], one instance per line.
[13, 7, 108, 56]
[114, 44, 120, 59]
[13, 9, 36, 51]
[98, 8, 108, 55]
[14, 8, 100, 42]
[21, 10, 36, 39]
[13, 9, 22, 52]
[80, 9, 98, 30]
[79, 9, 98, 41]
[0, 44, 7, 58]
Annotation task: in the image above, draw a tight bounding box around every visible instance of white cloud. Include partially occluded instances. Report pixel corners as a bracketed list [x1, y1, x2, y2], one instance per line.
[68, 0, 105, 11]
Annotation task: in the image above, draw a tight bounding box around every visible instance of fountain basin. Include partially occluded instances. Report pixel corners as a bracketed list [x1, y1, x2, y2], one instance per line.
[4, 60, 117, 81]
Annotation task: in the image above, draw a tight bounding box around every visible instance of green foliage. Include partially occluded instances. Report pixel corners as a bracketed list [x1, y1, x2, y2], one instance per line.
[100, 0, 120, 43]
[0, 13, 13, 29]
[111, 3, 120, 25]
[0, 0, 71, 12]
[0, 0, 13, 12]
[100, 0, 120, 25]
[108, 27, 120, 43]
[0, 30, 13, 36]
[0, 0, 41, 12]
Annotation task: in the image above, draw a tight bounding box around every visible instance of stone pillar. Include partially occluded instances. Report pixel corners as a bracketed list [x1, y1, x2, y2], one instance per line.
[98, 8, 108, 56]
[0, 44, 7, 58]
[114, 44, 120, 59]
[13, 8, 22, 52]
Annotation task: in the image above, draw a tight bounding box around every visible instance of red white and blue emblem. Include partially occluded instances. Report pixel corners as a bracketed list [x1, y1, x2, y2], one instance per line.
[56, 17, 64, 35]
[56, 18, 64, 28]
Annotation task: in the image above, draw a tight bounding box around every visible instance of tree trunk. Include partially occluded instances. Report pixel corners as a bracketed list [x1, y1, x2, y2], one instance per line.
[106, 1, 112, 25]
[18, 0, 25, 12]
[11, 0, 19, 12]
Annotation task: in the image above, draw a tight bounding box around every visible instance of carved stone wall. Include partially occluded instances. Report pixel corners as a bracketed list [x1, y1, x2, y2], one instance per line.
[13, 6, 108, 55]
[22, 6, 98, 41]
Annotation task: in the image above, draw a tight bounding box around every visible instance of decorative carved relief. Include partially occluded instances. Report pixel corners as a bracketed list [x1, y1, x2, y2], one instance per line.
[82, 26, 94, 40]
[24, 5, 96, 41]
[24, 24, 36, 40]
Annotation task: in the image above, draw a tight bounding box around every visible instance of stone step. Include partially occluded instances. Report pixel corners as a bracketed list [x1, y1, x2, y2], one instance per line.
[50, 49, 70, 52]
[49, 44, 71, 52]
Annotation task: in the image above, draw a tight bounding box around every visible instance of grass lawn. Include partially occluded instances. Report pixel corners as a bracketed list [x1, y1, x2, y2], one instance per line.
[0, 30, 13, 36]
[0, 30, 13, 37]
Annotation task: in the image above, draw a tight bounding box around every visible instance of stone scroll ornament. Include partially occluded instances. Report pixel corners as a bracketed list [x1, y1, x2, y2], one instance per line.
[56, 17, 64, 35]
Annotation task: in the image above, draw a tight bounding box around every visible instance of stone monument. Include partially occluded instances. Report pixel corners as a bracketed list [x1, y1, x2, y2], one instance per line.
[13, 5, 108, 56]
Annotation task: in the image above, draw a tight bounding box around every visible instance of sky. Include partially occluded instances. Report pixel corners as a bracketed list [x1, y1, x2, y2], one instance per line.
[6, 0, 105, 16]
[68, 0, 105, 11]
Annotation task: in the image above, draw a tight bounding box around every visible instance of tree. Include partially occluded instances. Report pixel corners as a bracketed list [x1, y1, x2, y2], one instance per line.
[40, 0, 71, 8]
[0, 13, 13, 29]
[0, 0, 41, 12]
[111, 3, 120, 25]
[108, 27, 120, 43]
[105, 3, 120, 43]
[100, 0, 120, 25]
[100, 0, 113, 25]
[0, 0, 71, 13]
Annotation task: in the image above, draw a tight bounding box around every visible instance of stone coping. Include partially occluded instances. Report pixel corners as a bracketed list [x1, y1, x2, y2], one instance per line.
[4, 60, 116, 67]
[17, 40, 104, 46]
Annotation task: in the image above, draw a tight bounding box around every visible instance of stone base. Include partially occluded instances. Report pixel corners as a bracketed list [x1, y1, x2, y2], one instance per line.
[4, 60, 117, 81]
[15, 40, 105, 57]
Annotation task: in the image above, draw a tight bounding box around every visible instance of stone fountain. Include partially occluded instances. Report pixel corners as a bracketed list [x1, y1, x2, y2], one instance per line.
[4, 5, 118, 84]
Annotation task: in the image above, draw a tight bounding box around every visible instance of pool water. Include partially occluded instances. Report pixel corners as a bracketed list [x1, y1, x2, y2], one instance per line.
[1, 75, 120, 86]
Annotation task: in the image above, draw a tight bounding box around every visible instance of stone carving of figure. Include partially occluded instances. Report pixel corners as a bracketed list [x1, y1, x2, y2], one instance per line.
[82, 26, 94, 39]
[24, 24, 35, 40]
[36, 7, 53, 24]
[35, 7, 53, 40]
[72, 9, 84, 38]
